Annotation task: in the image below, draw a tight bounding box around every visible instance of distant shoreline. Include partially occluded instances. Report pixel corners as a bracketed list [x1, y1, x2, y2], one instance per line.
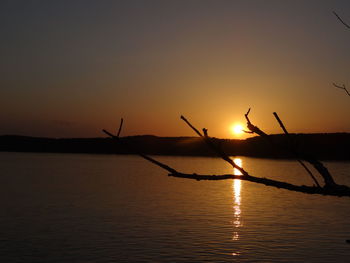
[1, 133, 350, 160]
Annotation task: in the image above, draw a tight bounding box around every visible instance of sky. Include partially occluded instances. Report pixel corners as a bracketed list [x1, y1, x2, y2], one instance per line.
[0, 0, 349, 139]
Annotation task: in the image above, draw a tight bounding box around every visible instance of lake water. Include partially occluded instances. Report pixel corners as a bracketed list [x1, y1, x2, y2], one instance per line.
[1, 152, 350, 262]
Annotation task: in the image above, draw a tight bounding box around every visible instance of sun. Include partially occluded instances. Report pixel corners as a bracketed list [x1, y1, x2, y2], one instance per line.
[231, 124, 244, 136]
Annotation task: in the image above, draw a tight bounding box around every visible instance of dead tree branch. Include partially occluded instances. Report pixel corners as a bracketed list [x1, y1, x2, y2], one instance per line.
[103, 116, 350, 197]
[117, 118, 124, 137]
[181, 115, 248, 176]
[244, 108, 269, 138]
[103, 119, 178, 174]
[245, 109, 320, 187]
[272, 112, 321, 187]
[246, 110, 339, 188]
[333, 11, 350, 29]
[168, 172, 350, 197]
[333, 83, 350, 96]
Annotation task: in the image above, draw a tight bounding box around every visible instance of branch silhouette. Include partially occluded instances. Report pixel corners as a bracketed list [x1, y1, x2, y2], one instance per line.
[333, 11, 350, 29]
[272, 112, 320, 187]
[103, 115, 350, 197]
[332, 12, 350, 97]
[333, 83, 350, 97]
[245, 109, 339, 188]
[103, 119, 178, 174]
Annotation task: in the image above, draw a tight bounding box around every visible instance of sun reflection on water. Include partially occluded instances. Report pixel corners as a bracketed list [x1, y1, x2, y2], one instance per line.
[232, 158, 242, 242]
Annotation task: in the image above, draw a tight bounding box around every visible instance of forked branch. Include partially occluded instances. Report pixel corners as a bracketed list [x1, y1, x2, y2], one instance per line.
[103, 116, 350, 197]
[103, 118, 178, 174]
[333, 83, 350, 97]
[181, 115, 248, 176]
[272, 112, 321, 187]
[245, 109, 340, 189]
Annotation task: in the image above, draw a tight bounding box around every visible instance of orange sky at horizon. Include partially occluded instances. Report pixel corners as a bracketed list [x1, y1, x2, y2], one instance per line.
[0, 1, 349, 139]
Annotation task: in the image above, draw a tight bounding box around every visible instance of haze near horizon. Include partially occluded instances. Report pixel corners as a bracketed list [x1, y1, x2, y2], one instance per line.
[0, 0, 349, 139]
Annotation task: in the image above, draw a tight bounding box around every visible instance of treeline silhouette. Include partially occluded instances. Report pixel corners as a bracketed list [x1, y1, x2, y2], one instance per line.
[0, 133, 349, 160]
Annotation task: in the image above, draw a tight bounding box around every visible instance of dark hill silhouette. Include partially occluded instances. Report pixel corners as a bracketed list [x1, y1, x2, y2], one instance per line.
[0, 133, 349, 160]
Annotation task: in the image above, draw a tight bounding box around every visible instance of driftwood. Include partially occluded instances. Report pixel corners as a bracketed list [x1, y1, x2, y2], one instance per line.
[103, 113, 350, 197]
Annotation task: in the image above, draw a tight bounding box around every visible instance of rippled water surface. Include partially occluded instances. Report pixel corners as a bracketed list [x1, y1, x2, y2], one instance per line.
[1, 152, 350, 262]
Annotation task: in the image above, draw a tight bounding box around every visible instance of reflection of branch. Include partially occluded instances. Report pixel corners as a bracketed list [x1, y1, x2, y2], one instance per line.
[333, 11, 350, 29]
[333, 83, 350, 96]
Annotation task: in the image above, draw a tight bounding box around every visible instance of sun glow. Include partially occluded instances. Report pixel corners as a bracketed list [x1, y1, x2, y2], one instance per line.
[231, 124, 244, 136]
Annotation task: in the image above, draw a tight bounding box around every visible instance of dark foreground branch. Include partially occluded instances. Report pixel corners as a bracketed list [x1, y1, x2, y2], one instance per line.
[333, 83, 350, 97]
[333, 11, 350, 29]
[245, 109, 338, 187]
[168, 172, 350, 197]
[181, 115, 249, 176]
[273, 112, 321, 187]
[103, 119, 178, 174]
[103, 116, 350, 197]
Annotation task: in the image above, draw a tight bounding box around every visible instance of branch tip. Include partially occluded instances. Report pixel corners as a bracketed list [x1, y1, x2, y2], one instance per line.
[333, 11, 350, 29]
[333, 83, 350, 96]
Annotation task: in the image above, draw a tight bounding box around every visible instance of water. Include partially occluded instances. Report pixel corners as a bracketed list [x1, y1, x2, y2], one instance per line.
[1, 152, 349, 262]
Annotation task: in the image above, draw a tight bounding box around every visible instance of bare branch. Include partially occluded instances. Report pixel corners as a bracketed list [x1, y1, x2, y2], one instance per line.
[181, 115, 249, 176]
[179, 114, 346, 193]
[136, 153, 178, 174]
[180, 115, 203, 137]
[273, 112, 289, 135]
[102, 129, 118, 138]
[333, 83, 350, 96]
[333, 11, 350, 29]
[245, 110, 336, 188]
[103, 119, 178, 174]
[244, 108, 268, 137]
[202, 128, 208, 137]
[273, 112, 321, 187]
[168, 172, 350, 197]
[117, 118, 124, 137]
[103, 118, 124, 139]
[103, 115, 350, 197]
[271, 111, 336, 187]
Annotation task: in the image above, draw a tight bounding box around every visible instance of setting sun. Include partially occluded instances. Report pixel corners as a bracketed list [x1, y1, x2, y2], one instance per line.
[231, 124, 244, 136]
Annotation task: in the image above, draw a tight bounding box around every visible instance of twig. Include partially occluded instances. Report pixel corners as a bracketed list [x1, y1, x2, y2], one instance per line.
[245, 108, 268, 138]
[103, 119, 178, 174]
[180, 115, 203, 137]
[245, 109, 320, 186]
[245, 109, 336, 188]
[273, 112, 289, 135]
[333, 83, 350, 96]
[273, 112, 321, 187]
[117, 118, 124, 137]
[103, 116, 350, 197]
[333, 11, 350, 29]
[168, 172, 350, 197]
[180, 115, 249, 176]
